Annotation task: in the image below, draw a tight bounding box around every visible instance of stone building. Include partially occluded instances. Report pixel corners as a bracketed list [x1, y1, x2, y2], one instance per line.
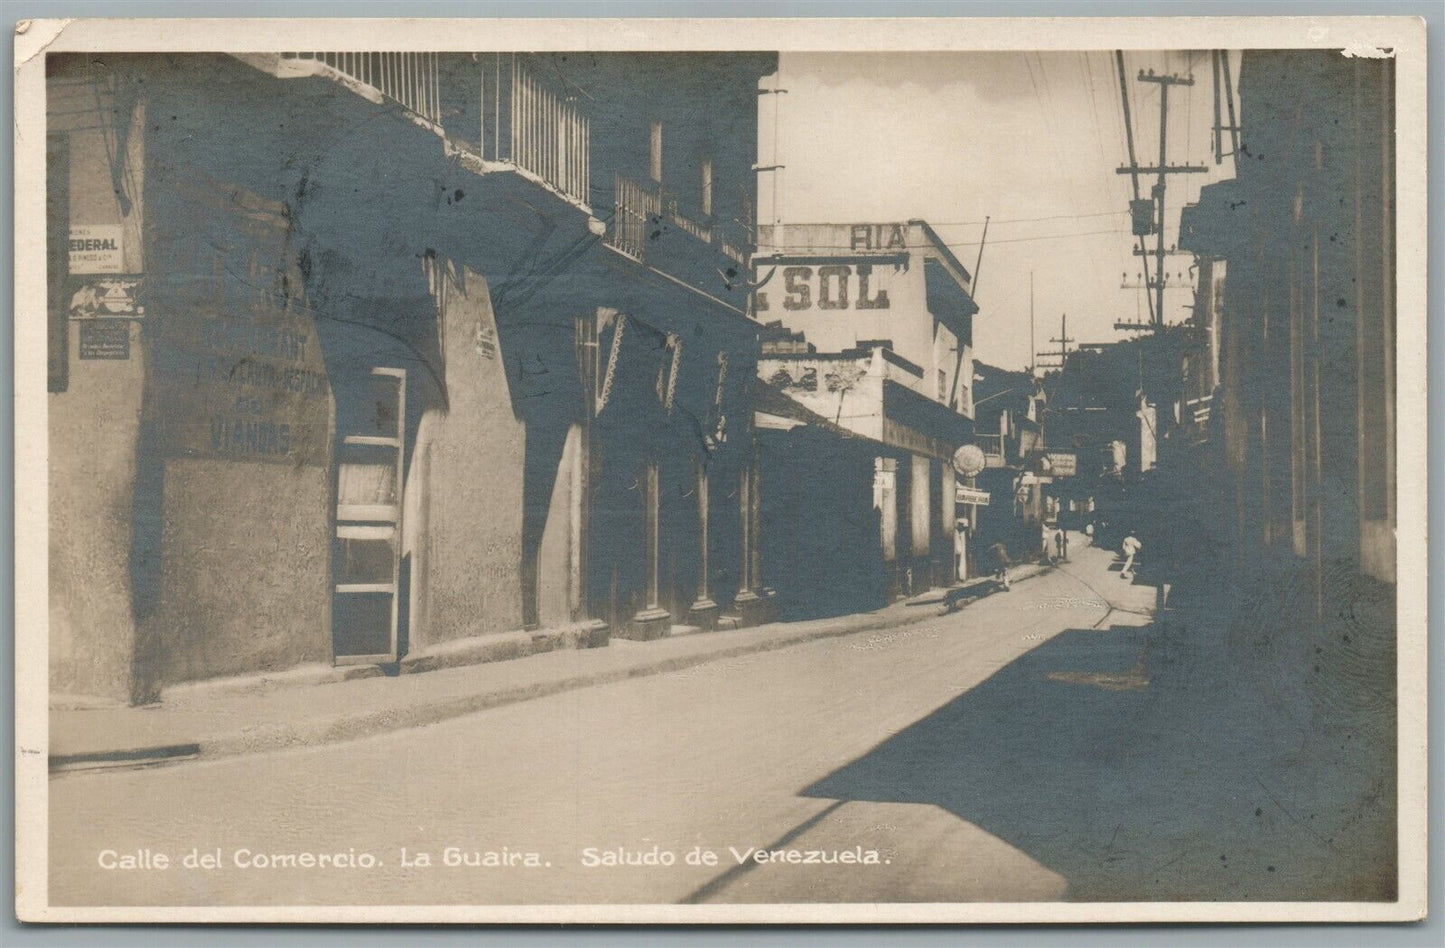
[47, 50, 777, 704]
[752, 221, 978, 598]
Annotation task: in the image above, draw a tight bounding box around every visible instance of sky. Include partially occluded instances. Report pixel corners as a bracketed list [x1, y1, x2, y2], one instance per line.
[757, 51, 1240, 371]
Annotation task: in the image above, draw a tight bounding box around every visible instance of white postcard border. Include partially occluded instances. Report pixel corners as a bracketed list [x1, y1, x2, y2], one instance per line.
[13, 14, 1429, 925]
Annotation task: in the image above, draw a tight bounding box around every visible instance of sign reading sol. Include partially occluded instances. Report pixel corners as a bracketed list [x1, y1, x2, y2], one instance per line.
[757, 264, 893, 313]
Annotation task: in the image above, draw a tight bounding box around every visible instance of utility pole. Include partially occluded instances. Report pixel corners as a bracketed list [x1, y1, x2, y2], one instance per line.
[1210, 51, 1244, 164]
[756, 86, 788, 225]
[1212, 50, 1223, 164]
[1116, 62, 1207, 329]
[1131, 245, 1192, 257]
[1115, 51, 1156, 327]
[973, 215, 990, 297]
[1120, 267, 1193, 294]
[1053, 312, 1073, 369]
[1029, 271, 1035, 376]
[1218, 50, 1241, 160]
[948, 216, 989, 412]
[1034, 312, 1075, 371]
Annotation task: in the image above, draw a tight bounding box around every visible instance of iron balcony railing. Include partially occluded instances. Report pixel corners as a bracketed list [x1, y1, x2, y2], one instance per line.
[281, 52, 590, 207]
[717, 228, 747, 266]
[609, 174, 751, 268]
[667, 205, 713, 245]
[610, 174, 663, 260]
[283, 52, 443, 126]
[975, 432, 1007, 465]
[480, 54, 590, 206]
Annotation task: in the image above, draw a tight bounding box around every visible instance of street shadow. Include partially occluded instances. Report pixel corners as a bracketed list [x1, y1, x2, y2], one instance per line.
[801, 619, 1397, 902]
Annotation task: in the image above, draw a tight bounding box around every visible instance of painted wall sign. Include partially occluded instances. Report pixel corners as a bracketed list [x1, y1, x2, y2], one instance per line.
[756, 263, 892, 313]
[77, 320, 130, 360]
[68, 225, 124, 274]
[151, 179, 332, 467]
[475, 323, 497, 359]
[849, 223, 910, 251]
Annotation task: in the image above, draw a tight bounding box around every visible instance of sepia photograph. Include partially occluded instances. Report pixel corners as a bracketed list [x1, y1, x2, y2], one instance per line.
[12, 14, 1428, 924]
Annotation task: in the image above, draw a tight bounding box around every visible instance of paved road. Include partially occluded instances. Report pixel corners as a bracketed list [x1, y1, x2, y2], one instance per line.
[51, 542, 1381, 907]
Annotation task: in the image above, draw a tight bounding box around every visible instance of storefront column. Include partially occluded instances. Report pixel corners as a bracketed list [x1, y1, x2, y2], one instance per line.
[568, 310, 608, 644]
[910, 453, 932, 594]
[733, 445, 770, 625]
[686, 459, 719, 630]
[941, 463, 960, 585]
[627, 459, 672, 639]
[749, 451, 763, 594]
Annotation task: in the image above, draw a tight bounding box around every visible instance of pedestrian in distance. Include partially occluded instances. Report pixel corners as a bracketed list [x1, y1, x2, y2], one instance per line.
[1054, 526, 1067, 563]
[1120, 531, 1142, 580]
[989, 541, 1012, 591]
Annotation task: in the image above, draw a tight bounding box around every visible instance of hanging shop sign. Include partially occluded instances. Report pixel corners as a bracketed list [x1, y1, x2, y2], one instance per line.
[955, 486, 991, 506]
[1044, 451, 1078, 477]
[951, 443, 987, 478]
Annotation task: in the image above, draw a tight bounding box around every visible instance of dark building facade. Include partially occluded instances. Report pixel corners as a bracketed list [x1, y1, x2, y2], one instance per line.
[1174, 49, 1397, 804]
[752, 382, 892, 620]
[1179, 49, 1396, 599]
[48, 50, 777, 704]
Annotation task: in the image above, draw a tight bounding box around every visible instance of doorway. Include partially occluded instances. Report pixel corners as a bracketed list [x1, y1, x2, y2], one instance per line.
[332, 367, 406, 664]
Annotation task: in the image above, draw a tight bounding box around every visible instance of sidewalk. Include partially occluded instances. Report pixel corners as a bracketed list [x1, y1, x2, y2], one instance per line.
[50, 561, 1054, 773]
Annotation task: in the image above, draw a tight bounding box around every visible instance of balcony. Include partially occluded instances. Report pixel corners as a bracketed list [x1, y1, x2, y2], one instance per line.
[273, 52, 591, 208]
[281, 52, 444, 125]
[477, 53, 590, 207]
[609, 174, 663, 260]
[608, 174, 750, 269]
[974, 432, 1008, 468]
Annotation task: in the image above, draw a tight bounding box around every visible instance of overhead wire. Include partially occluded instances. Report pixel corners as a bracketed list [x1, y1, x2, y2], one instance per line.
[1068, 50, 1121, 347]
[926, 210, 1127, 227]
[756, 226, 1137, 254]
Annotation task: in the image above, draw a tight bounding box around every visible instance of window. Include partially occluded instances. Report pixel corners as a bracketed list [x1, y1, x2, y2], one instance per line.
[649, 121, 663, 183]
[701, 158, 713, 217]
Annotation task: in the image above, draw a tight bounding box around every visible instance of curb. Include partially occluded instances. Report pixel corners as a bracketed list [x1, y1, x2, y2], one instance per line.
[51, 564, 1054, 774]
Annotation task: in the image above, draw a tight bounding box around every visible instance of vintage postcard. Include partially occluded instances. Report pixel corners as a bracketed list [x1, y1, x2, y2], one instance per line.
[13, 16, 1427, 924]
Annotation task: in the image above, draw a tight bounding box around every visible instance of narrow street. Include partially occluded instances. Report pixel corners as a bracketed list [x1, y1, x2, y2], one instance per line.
[26, 37, 1413, 925]
[52, 541, 1369, 908]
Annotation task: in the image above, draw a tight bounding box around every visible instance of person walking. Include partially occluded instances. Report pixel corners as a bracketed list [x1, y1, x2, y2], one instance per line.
[988, 540, 1012, 591]
[1120, 531, 1142, 580]
[1054, 526, 1068, 562]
